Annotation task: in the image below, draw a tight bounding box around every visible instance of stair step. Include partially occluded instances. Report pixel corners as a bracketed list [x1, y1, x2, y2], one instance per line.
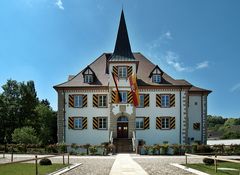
[113, 138, 134, 153]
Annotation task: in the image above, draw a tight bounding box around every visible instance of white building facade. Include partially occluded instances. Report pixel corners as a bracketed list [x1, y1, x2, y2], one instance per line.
[54, 11, 211, 150]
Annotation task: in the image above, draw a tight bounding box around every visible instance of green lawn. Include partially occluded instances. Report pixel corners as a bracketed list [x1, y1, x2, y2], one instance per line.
[186, 162, 240, 175]
[0, 163, 67, 175]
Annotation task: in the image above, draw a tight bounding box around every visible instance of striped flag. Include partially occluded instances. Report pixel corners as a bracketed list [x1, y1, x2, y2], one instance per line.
[129, 73, 140, 106]
[112, 72, 122, 102]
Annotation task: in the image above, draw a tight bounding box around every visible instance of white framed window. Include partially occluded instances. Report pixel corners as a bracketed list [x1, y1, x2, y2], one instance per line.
[118, 66, 127, 78]
[74, 117, 83, 129]
[98, 95, 107, 107]
[138, 94, 145, 107]
[152, 74, 161, 83]
[161, 95, 170, 108]
[74, 95, 83, 108]
[84, 75, 93, 83]
[136, 117, 144, 129]
[98, 117, 107, 129]
[120, 91, 128, 103]
[161, 117, 170, 129]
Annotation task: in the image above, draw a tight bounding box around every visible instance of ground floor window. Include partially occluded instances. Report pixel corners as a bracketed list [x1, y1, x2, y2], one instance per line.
[74, 117, 83, 129]
[136, 117, 144, 129]
[161, 117, 170, 129]
[98, 117, 107, 129]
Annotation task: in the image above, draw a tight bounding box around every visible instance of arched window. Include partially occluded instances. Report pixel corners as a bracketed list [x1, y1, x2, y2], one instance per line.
[117, 116, 128, 122]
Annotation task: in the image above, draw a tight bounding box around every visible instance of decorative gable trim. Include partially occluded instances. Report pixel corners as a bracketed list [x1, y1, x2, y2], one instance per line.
[149, 65, 163, 78]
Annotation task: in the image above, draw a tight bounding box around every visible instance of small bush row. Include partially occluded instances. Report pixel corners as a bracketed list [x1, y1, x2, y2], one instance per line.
[138, 144, 240, 155]
[1, 143, 240, 155]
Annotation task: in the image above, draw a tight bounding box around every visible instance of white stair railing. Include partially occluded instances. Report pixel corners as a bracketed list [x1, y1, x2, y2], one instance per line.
[132, 131, 137, 152]
[109, 131, 113, 144]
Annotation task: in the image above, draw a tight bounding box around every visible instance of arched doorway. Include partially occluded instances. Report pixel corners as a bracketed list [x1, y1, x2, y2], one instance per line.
[117, 116, 128, 138]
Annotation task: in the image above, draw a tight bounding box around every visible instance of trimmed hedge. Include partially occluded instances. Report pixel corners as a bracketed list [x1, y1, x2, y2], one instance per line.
[203, 158, 214, 165]
[39, 158, 52, 165]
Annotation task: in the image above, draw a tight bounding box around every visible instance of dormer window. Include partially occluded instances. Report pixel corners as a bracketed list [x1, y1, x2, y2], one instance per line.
[118, 66, 127, 78]
[83, 66, 95, 83]
[84, 75, 93, 83]
[152, 74, 161, 83]
[149, 65, 163, 84]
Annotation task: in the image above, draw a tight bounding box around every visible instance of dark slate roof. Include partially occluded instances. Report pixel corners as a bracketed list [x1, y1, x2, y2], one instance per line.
[109, 10, 135, 61]
[54, 52, 211, 95]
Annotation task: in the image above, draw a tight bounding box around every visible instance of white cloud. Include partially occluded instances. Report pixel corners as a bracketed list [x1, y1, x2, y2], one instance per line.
[147, 31, 173, 50]
[230, 83, 240, 92]
[196, 61, 209, 69]
[164, 31, 172, 40]
[55, 0, 64, 10]
[165, 51, 190, 72]
[164, 51, 209, 72]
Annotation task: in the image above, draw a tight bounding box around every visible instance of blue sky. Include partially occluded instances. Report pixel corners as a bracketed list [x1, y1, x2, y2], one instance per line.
[0, 0, 240, 118]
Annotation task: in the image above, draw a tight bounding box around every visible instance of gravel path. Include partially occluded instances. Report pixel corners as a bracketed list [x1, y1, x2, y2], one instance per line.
[132, 155, 203, 175]
[63, 158, 115, 175]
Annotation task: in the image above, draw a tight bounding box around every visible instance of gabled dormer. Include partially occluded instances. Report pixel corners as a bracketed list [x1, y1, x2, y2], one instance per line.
[149, 65, 163, 83]
[82, 66, 95, 83]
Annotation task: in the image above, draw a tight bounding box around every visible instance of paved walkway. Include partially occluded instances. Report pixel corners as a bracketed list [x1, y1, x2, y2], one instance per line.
[109, 154, 148, 175]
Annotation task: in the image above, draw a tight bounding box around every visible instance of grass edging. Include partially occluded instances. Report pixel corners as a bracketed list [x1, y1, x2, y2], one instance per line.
[170, 163, 209, 175]
[48, 163, 82, 175]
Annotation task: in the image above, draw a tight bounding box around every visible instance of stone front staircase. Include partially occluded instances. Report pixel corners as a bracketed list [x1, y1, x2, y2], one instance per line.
[113, 138, 134, 153]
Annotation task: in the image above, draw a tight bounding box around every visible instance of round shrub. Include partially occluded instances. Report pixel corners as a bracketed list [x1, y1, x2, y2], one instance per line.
[39, 158, 52, 165]
[203, 158, 214, 165]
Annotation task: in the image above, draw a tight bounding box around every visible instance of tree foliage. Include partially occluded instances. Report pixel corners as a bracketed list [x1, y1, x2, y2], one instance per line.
[12, 126, 39, 144]
[0, 79, 57, 144]
[207, 115, 240, 139]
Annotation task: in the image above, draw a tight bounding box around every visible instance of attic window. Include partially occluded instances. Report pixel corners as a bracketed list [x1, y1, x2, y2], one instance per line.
[118, 66, 127, 78]
[84, 75, 93, 83]
[152, 74, 161, 83]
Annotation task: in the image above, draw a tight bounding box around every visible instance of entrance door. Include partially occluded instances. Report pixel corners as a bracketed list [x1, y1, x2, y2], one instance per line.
[117, 123, 128, 138]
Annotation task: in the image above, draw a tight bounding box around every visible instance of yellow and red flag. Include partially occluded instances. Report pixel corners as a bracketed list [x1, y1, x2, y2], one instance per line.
[112, 72, 122, 103]
[129, 73, 140, 106]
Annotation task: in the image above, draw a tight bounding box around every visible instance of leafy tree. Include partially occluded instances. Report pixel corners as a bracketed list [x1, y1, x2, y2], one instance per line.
[34, 103, 57, 144]
[12, 126, 40, 144]
[19, 81, 38, 127]
[1, 80, 21, 143]
[224, 118, 239, 127]
[207, 115, 226, 128]
[221, 131, 240, 139]
[0, 79, 57, 144]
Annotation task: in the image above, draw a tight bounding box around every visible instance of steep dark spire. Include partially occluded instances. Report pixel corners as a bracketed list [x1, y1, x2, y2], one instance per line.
[110, 10, 135, 61]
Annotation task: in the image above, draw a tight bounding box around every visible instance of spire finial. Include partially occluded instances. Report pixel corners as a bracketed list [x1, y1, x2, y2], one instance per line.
[110, 10, 135, 61]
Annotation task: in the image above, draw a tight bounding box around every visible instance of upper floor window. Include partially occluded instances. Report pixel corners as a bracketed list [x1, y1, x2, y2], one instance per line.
[98, 95, 107, 107]
[138, 94, 145, 108]
[118, 66, 127, 78]
[74, 117, 83, 129]
[74, 95, 83, 108]
[84, 75, 93, 83]
[98, 117, 107, 129]
[161, 117, 170, 129]
[120, 91, 128, 103]
[161, 95, 170, 108]
[136, 117, 144, 129]
[152, 74, 161, 83]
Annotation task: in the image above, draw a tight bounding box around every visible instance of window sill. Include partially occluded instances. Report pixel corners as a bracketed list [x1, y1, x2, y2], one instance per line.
[97, 106, 108, 108]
